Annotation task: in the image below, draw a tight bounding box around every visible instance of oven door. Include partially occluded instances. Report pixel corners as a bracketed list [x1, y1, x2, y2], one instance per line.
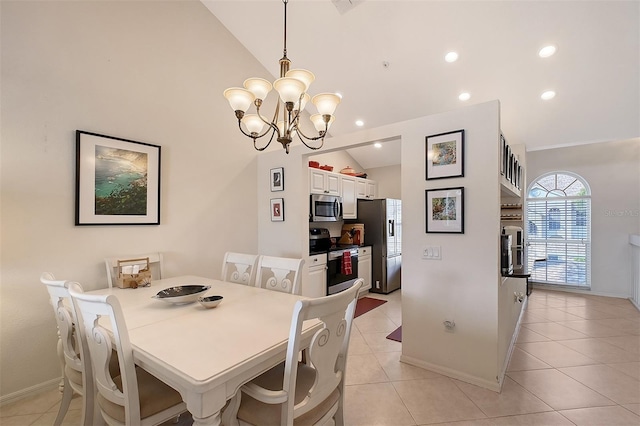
[327, 249, 358, 295]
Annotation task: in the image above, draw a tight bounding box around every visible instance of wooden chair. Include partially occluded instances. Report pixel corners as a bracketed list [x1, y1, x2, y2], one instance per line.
[223, 279, 363, 426]
[104, 252, 163, 288]
[68, 282, 187, 425]
[255, 256, 304, 295]
[221, 252, 259, 286]
[41, 272, 99, 426]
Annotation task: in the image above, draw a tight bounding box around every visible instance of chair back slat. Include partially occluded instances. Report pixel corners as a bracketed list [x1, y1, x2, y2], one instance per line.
[255, 256, 304, 295]
[221, 252, 259, 286]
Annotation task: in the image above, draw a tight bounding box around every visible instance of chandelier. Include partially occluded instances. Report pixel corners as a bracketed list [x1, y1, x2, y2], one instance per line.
[223, 0, 341, 154]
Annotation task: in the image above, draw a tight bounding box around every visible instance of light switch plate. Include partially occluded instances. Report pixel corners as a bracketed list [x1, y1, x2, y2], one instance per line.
[422, 246, 442, 260]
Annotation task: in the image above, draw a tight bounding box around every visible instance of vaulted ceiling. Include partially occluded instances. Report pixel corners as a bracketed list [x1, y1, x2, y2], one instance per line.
[204, 0, 639, 167]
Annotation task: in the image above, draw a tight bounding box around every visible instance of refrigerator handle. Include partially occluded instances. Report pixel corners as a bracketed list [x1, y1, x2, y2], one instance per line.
[389, 219, 395, 236]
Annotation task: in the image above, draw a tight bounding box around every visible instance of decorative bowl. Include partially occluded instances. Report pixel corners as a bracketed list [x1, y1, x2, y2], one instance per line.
[152, 285, 211, 304]
[340, 166, 356, 176]
[309, 161, 320, 168]
[320, 165, 333, 171]
[197, 295, 223, 309]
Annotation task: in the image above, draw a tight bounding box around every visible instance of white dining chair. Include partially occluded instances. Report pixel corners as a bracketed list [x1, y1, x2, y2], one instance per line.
[68, 282, 187, 426]
[223, 279, 363, 426]
[104, 252, 163, 288]
[221, 252, 259, 286]
[255, 255, 304, 295]
[41, 272, 117, 426]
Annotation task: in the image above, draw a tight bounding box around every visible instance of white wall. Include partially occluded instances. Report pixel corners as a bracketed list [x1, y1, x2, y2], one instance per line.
[526, 139, 640, 298]
[367, 164, 401, 199]
[0, 0, 267, 400]
[258, 101, 504, 390]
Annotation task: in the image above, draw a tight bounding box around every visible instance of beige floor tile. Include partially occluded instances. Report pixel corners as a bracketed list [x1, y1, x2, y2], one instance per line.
[516, 327, 551, 343]
[30, 408, 83, 426]
[559, 364, 640, 405]
[393, 378, 486, 424]
[354, 310, 399, 333]
[517, 341, 598, 368]
[490, 411, 576, 425]
[555, 319, 626, 338]
[454, 376, 553, 418]
[348, 330, 374, 355]
[345, 353, 390, 385]
[0, 389, 62, 417]
[561, 306, 620, 320]
[507, 347, 552, 372]
[558, 338, 639, 364]
[623, 404, 640, 415]
[344, 382, 416, 426]
[607, 362, 640, 380]
[594, 319, 640, 335]
[0, 414, 43, 425]
[374, 351, 444, 381]
[507, 369, 615, 410]
[558, 405, 640, 425]
[361, 330, 402, 353]
[600, 335, 640, 355]
[522, 322, 590, 340]
[526, 307, 585, 322]
[520, 311, 548, 324]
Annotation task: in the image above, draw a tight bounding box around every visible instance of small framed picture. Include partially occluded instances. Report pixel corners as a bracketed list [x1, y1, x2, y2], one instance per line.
[425, 187, 464, 234]
[270, 167, 284, 192]
[426, 129, 464, 180]
[270, 198, 284, 222]
[75, 130, 161, 225]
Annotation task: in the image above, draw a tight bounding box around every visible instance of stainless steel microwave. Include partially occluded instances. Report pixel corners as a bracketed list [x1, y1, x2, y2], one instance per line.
[310, 194, 343, 222]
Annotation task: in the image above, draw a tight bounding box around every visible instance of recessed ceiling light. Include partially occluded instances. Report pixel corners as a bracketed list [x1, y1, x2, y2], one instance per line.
[374, 143, 382, 148]
[538, 45, 557, 58]
[355, 120, 364, 127]
[459, 92, 471, 101]
[541, 90, 556, 100]
[445, 51, 459, 63]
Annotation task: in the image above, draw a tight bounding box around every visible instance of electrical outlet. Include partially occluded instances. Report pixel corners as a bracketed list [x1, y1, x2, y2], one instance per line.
[422, 246, 442, 260]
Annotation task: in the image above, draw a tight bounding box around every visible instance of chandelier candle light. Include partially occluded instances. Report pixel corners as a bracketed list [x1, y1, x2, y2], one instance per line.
[223, 0, 341, 154]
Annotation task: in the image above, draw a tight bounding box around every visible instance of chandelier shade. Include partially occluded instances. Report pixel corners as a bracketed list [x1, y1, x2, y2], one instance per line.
[223, 0, 341, 154]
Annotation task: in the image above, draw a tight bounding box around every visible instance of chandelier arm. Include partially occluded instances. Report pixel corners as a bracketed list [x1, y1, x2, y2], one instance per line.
[294, 122, 327, 142]
[296, 130, 325, 151]
[253, 130, 277, 151]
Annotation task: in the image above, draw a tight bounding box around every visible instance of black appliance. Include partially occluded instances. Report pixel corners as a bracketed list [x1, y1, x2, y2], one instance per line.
[309, 228, 331, 254]
[356, 199, 402, 294]
[501, 234, 513, 275]
[327, 247, 359, 295]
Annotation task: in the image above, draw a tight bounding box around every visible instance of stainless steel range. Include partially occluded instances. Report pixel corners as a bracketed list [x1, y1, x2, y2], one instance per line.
[309, 228, 359, 295]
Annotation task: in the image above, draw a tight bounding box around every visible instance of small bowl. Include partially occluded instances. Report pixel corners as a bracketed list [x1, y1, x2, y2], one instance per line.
[198, 295, 223, 309]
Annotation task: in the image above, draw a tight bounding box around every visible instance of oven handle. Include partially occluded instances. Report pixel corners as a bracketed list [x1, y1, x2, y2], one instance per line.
[328, 250, 359, 261]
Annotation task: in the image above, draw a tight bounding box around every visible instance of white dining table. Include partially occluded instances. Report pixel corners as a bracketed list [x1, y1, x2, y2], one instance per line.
[87, 275, 319, 426]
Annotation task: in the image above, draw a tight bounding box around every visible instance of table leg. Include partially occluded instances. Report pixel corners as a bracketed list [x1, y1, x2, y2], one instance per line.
[192, 412, 221, 426]
[184, 386, 226, 426]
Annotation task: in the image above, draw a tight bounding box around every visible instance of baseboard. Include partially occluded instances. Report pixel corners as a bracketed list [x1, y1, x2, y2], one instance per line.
[0, 377, 61, 406]
[399, 354, 501, 392]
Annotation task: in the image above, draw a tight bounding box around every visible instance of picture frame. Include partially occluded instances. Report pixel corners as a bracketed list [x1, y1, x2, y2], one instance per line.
[270, 198, 284, 222]
[75, 130, 161, 225]
[426, 129, 464, 180]
[425, 187, 464, 233]
[270, 167, 284, 192]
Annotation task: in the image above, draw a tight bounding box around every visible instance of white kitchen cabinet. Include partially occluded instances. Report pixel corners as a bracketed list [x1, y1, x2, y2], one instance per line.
[305, 253, 327, 298]
[358, 246, 372, 294]
[309, 169, 340, 195]
[341, 175, 357, 219]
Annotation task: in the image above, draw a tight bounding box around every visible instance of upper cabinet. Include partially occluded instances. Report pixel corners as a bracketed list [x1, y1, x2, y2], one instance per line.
[309, 168, 378, 219]
[309, 169, 340, 195]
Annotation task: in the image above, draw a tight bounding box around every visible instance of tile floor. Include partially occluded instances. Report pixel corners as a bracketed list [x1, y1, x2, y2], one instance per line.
[1, 288, 638, 425]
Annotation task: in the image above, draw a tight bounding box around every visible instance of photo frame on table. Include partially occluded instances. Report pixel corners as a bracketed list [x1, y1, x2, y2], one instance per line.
[270, 167, 284, 192]
[426, 129, 464, 180]
[270, 198, 284, 222]
[425, 187, 464, 234]
[75, 130, 161, 226]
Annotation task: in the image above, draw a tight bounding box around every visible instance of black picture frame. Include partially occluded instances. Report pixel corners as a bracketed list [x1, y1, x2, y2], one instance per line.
[75, 130, 161, 225]
[425, 187, 465, 233]
[426, 129, 465, 180]
[270, 167, 284, 192]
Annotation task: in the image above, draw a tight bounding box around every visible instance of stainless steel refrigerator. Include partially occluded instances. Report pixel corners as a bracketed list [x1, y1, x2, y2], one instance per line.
[357, 198, 402, 294]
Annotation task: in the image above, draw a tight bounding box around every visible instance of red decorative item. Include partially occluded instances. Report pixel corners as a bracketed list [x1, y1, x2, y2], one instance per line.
[341, 251, 352, 275]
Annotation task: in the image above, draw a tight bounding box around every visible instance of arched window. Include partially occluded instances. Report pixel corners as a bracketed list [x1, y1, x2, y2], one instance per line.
[526, 172, 591, 288]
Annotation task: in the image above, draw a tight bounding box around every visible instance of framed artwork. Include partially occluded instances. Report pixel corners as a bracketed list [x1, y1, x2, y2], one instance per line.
[75, 130, 161, 225]
[270, 167, 284, 192]
[425, 187, 464, 233]
[426, 129, 464, 180]
[270, 198, 284, 222]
